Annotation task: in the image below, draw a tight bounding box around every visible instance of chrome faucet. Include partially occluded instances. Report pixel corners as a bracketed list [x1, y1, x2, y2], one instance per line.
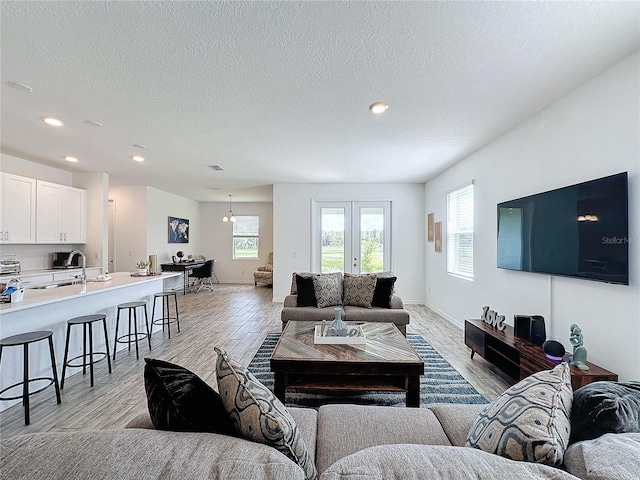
[66, 250, 87, 284]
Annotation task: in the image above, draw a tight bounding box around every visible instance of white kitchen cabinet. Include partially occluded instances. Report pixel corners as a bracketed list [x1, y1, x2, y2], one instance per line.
[0, 173, 37, 243]
[36, 181, 86, 244]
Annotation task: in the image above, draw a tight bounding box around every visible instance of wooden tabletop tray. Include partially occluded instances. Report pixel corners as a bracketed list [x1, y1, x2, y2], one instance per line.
[314, 324, 366, 345]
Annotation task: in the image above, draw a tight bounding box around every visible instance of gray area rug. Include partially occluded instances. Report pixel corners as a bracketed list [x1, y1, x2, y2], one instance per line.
[248, 333, 489, 408]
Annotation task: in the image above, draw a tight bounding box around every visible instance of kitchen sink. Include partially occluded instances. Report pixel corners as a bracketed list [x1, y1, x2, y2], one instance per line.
[28, 280, 81, 290]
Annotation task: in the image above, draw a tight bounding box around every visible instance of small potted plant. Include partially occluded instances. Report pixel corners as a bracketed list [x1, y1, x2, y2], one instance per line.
[136, 259, 150, 276]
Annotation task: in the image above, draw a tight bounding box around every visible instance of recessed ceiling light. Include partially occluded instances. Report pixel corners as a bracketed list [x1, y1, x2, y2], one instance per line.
[133, 144, 147, 149]
[208, 165, 224, 171]
[8, 81, 33, 92]
[132, 155, 145, 162]
[42, 117, 63, 127]
[64, 156, 79, 163]
[369, 102, 389, 114]
[84, 120, 103, 127]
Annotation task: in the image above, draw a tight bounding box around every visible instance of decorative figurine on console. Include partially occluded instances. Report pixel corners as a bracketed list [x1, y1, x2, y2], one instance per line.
[481, 306, 506, 331]
[569, 324, 590, 370]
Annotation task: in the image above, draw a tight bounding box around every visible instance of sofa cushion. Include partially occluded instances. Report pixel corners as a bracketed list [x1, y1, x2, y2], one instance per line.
[430, 404, 488, 446]
[296, 275, 317, 307]
[143, 358, 235, 434]
[570, 381, 640, 444]
[316, 404, 451, 474]
[342, 273, 377, 308]
[0, 429, 307, 480]
[563, 433, 640, 480]
[371, 276, 396, 308]
[320, 444, 580, 480]
[215, 348, 317, 480]
[283, 306, 344, 323]
[312, 273, 343, 308]
[465, 362, 572, 466]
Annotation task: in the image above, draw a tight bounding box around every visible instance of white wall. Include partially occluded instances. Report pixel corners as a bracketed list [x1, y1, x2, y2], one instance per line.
[1, 153, 72, 185]
[74, 172, 109, 269]
[147, 187, 202, 265]
[199, 202, 273, 283]
[108, 186, 148, 272]
[273, 183, 425, 302]
[425, 52, 640, 381]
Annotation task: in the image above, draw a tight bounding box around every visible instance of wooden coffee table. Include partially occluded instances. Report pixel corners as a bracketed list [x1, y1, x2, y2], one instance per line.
[270, 321, 424, 407]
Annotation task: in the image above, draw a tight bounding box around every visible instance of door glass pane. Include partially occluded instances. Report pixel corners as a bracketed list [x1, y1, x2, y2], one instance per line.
[321, 207, 345, 273]
[360, 207, 384, 273]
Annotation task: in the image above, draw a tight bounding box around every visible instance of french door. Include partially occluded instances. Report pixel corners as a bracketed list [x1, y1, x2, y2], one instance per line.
[313, 201, 391, 273]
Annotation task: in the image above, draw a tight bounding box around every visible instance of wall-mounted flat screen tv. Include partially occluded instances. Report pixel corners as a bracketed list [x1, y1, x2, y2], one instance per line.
[497, 172, 628, 285]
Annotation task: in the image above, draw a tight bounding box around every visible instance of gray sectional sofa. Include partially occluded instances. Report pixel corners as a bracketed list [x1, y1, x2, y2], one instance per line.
[281, 272, 410, 335]
[2, 403, 637, 479]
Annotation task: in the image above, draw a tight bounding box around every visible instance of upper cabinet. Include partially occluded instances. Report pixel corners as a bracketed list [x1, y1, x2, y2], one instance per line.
[36, 181, 86, 244]
[0, 173, 37, 243]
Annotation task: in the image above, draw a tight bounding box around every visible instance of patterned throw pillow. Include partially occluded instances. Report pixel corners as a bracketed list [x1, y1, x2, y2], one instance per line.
[143, 358, 235, 434]
[343, 273, 377, 308]
[465, 362, 573, 466]
[214, 348, 317, 480]
[312, 273, 343, 308]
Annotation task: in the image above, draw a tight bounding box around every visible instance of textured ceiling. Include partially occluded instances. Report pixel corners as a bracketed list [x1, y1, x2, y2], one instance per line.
[1, 1, 638, 202]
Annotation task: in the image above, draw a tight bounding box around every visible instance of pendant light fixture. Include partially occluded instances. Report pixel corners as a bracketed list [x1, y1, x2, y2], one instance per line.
[222, 195, 236, 222]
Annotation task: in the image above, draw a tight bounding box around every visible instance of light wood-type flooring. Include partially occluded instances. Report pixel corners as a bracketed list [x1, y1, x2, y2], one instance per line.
[0, 284, 511, 439]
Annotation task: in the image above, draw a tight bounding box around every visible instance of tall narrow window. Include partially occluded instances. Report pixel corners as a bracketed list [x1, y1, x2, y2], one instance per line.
[447, 182, 474, 279]
[233, 215, 259, 259]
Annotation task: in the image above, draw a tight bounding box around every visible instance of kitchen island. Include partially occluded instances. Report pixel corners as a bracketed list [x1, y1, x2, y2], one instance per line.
[0, 272, 181, 412]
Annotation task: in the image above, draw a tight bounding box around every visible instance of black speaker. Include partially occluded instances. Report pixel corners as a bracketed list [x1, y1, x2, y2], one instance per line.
[513, 315, 531, 340]
[529, 315, 546, 346]
[543, 340, 565, 361]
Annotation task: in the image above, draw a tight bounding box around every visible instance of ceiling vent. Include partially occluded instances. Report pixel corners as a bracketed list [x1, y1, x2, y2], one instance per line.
[208, 165, 224, 171]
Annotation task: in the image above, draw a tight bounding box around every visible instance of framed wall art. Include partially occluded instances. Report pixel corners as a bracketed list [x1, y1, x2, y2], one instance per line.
[434, 221, 442, 253]
[427, 213, 434, 242]
[168, 216, 189, 243]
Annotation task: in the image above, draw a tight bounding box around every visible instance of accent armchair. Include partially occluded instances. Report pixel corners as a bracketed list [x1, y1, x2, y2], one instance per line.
[254, 252, 273, 287]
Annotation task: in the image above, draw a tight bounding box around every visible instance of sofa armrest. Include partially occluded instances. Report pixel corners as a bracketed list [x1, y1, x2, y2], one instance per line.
[257, 266, 268, 271]
[390, 295, 404, 309]
[284, 295, 298, 307]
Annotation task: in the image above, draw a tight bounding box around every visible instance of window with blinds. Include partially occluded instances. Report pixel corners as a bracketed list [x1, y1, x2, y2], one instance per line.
[446, 182, 474, 279]
[232, 215, 259, 259]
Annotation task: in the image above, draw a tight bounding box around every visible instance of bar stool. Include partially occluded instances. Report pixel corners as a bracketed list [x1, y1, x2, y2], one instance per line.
[0, 331, 61, 425]
[151, 291, 180, 339]
[60, 314, 112, 389]
[113, 301, 151, 360]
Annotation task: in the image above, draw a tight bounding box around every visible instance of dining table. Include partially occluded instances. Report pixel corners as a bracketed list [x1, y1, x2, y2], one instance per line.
[160, 261, 205, 295]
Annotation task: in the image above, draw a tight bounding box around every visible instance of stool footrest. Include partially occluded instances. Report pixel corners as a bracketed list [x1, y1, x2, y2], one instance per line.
[65, 352, 109, 369]
[0, 377, 55, 401]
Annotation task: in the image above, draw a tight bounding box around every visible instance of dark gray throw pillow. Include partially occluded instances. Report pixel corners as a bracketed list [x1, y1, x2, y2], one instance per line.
[296, 274, 317, 307]
[570, 381, 640, 444]
[144, 358, 235, 434]
[372, 276, 396, 308]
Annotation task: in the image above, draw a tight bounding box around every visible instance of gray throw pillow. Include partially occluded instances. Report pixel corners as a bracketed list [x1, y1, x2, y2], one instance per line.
[570, 381, 640, 443]
[465, 362, 573, 466]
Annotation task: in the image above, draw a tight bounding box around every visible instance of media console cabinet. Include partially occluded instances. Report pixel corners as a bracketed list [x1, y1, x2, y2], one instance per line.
[464, 319, 618, 390]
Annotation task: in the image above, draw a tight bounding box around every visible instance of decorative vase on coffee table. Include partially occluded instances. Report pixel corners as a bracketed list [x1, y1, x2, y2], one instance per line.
[327, 307, 347, 336]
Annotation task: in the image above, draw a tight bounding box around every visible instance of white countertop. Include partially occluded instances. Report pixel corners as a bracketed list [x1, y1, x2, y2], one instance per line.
[0, 272, 180, 314]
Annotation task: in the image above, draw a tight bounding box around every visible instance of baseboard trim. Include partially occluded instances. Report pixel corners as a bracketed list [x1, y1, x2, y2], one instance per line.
[423, 302, 464, 330]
